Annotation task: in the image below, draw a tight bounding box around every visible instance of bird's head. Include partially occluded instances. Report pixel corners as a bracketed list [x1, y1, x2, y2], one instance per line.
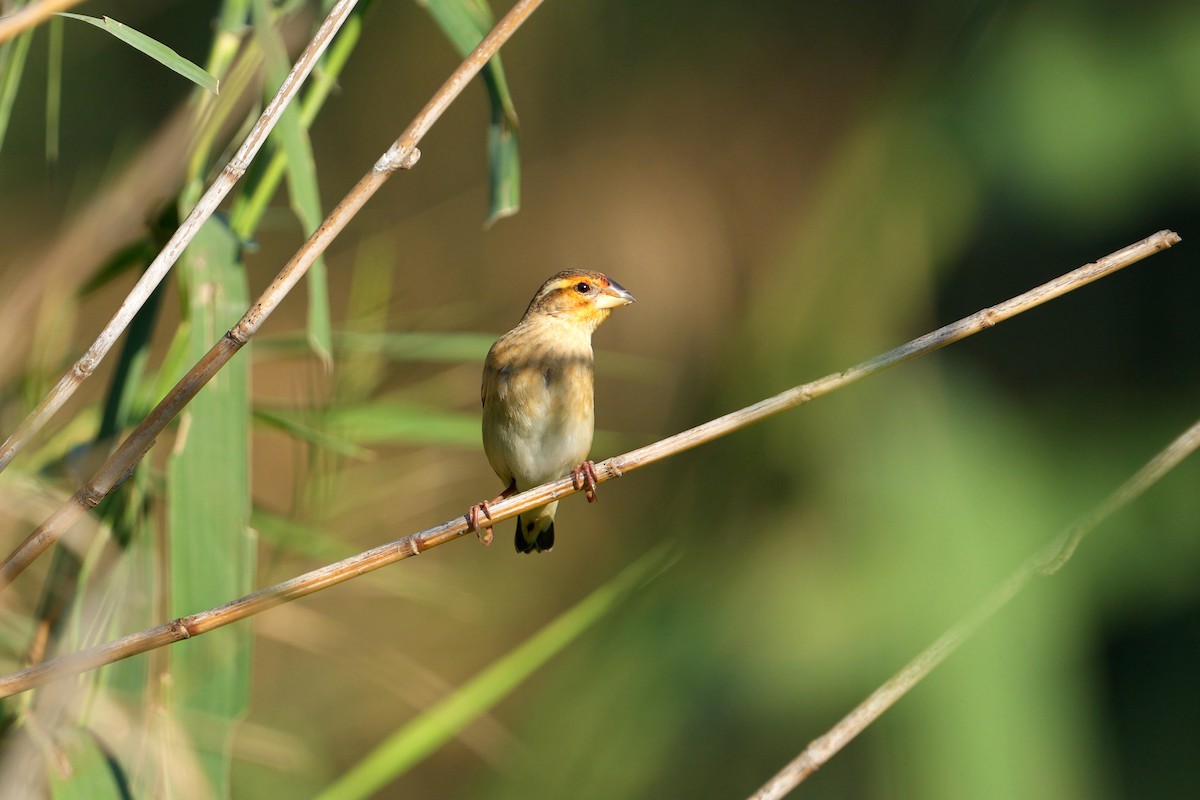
[521, 270, 636, 332]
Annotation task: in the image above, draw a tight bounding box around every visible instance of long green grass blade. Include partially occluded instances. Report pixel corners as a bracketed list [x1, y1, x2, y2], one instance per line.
[185, 46, 263, 201]
[485, 96, 520, 227]
[262, 401, 479, 447]
[208, 0, 253, 79]
[316, 543, 677, 800]
[45, 15, 63, 164]
[328, 401, 479, 446]
[336, 233, 396, 403]
[251, 0, 332, 365]
[58, 13, 219, 94]
[0, 29, 34, 154]
[230, 1, 373, 239]
[166, 217, 253, 799]
[254, 407, 374, 459]
[256, 330, 495, 363]
[419, 0, 520, 224]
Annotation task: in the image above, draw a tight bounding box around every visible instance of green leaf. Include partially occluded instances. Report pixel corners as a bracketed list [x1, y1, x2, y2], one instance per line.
[246, 0, 334, 365]
[265, 401, 480, 448]
[0, 29, 35, 155]
[49, 729, 131, 800]
[229, 1, 373, 238]
[166, 217, 253, 797]
[337, 234, 397, 402]
[76, 237, 157, 298]
[419, 0, 521, 224]
[332, 401, 479, 446]
[315, 543, 678, 800]
[485, 95, 521, 227]
[59, 13, 219, 94]
[256, 330, 495, 364]
[183, 2, 260, 197]
[77, 205, 179, 298]
[45, 15, 63, 164]
[254, 407, 374, 459]
[252, 508, 355, 563]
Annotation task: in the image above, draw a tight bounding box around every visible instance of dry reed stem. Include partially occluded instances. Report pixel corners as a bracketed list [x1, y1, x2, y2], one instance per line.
[0, 0, 85, 45]
[0, 230, 1179, 696]
[748, 413, 1200, 800]
[0, 0, 547, 589]
[0, 0, 361, 474]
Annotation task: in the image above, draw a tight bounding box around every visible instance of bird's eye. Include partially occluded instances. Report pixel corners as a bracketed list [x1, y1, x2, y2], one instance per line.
[574, 282, 592, 294]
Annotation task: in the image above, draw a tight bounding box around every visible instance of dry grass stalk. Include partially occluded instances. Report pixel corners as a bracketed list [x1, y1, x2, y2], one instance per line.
[0, 229, 1178, 696]
[0, 0, 86, 45]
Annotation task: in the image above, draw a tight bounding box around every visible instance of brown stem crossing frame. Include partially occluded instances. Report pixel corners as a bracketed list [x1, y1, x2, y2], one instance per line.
[0, 230, 1180, 698]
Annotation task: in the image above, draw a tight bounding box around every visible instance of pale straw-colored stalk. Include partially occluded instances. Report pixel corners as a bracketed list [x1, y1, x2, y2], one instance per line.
[0, 0, 86, 46]
[0, 230, 1178, 696]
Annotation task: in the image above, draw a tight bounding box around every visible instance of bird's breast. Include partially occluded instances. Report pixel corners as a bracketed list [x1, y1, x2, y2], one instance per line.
[482, 335, 595, 488]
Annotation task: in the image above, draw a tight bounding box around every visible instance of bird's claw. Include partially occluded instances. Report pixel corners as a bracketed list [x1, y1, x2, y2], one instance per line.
[571, 460, 600, 503]
[467, 485, 516, 547]
[466, 501, 495, 546]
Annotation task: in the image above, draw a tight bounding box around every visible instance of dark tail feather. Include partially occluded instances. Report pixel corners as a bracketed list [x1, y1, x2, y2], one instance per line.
[514, 516, 535, 553]
[514, 516, 554, 554]
[536, 522, 554, 552]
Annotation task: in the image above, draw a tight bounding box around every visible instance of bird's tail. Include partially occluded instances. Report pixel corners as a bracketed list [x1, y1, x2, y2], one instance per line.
[515, 502, 557, 553]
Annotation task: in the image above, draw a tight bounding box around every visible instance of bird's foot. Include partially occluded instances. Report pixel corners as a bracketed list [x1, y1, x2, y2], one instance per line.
[571, 460, 600, 503]
[466, 485, 517, 546]
[466, 501, 495, 546]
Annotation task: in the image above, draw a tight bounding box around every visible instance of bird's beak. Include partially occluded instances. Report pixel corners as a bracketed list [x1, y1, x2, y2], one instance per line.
[595, 279, 636, 309]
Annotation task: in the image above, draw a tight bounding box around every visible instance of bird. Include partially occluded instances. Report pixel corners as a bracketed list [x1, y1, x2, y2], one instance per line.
[467, 270, 635, 553]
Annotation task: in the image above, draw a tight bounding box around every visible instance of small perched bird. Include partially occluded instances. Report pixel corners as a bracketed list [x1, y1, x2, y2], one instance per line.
[468, 270, 635, 553]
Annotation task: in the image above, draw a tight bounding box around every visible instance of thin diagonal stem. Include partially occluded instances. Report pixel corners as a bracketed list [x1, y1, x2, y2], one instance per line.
[748, 413, 1200, 800]
[0, 230, 1179, 696]
[0, 0, 547, 589]
[0, 0, 360, 474]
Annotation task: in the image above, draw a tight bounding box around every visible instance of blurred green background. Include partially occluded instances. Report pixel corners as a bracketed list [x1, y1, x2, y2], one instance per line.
[0, 1, 1198, 798]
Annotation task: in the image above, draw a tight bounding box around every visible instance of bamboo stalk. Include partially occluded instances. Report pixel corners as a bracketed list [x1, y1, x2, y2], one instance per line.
[0, 230, 1178, 696]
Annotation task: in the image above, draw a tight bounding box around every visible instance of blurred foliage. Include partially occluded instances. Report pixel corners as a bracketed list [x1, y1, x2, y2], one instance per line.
[0, 0, 1198, 798]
